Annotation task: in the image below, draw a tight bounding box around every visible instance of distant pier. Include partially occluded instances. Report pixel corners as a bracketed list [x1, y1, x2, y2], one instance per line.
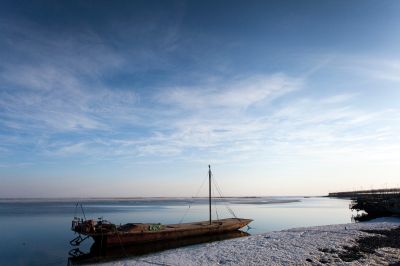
[329, 188, 400, 198]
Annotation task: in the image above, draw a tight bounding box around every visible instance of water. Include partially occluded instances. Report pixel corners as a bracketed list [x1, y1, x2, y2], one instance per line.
[0, 197, 352, 265]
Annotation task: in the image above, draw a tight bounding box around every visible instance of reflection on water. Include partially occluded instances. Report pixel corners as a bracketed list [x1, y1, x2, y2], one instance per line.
[68, 231, 249, 265]
[0, 197, 352, 265]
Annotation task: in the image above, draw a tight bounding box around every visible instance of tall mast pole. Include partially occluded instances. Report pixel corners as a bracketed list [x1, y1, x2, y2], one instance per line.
[208, 164, 212, 225]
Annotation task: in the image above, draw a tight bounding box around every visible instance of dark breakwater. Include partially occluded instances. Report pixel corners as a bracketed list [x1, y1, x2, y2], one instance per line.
[329, 188, 400, 221]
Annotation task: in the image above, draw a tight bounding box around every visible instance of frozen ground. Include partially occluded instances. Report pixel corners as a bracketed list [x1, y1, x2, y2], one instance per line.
[100, 218, 400, 266]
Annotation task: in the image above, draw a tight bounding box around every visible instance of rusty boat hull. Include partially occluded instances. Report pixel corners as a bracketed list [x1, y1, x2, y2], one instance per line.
[73, 218, 252, 247]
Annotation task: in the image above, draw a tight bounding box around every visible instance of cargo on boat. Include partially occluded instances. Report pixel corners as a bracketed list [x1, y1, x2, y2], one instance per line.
[70, 165, 252, 247]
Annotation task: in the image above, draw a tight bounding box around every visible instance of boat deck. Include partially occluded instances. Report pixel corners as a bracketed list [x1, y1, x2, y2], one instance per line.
[118, 218, 251, 233]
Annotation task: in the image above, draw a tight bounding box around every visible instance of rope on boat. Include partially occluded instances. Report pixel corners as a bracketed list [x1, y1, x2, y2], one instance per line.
[179, 173, 208, 224]
[73, 202, 87, 221]
[211, 173, 238, 219]
[112, 224, 128, 259]
[179, 169, 239, 224]
[74, 203, 78, 218]
[212, 184, 220, 220]
[79, 203, 86, 220]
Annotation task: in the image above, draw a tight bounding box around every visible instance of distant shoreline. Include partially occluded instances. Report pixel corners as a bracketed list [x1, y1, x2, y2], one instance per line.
[0, 196, 320, 204]
[0, 196, 317, 200]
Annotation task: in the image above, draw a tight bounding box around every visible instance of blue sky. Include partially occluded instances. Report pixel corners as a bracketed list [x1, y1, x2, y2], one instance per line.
[1, 1, 400, 197]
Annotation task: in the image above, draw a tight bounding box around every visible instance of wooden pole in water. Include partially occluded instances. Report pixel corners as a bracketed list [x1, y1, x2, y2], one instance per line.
[208, 164, 212, 225]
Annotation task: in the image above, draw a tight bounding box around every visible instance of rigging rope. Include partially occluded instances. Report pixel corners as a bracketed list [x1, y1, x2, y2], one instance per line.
[80, 203, 87, 220]
[211, 173, 238, 219]
[74, 203, 78, 218]
[212, 184, 219, 221]
[112, 224, 128, 258]
[179, 173, 208, 224]
[179, 169, 239, 223]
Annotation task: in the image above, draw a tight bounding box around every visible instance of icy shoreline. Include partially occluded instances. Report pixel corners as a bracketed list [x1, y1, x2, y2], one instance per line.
[101, 218, 400, 266]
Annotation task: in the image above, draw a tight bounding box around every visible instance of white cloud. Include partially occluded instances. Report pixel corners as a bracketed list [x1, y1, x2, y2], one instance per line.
[157, 74, 301, 109]
[319, 93, 357, 104]
[332, 56, 400, 82]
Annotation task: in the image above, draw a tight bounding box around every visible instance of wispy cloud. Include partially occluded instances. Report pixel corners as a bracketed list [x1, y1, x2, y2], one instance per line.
[331, 56, 400, 82]
[157, 74, 301, 109]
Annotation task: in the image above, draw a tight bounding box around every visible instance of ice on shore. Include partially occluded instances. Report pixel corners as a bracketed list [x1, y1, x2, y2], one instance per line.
[101, 218, 400, 266]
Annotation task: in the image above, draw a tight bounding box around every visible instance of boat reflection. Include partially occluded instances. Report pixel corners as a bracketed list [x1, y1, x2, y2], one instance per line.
[68, 230, 250, 265]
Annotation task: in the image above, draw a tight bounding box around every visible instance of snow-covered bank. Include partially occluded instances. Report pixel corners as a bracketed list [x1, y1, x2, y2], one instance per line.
[101, 218, 400, 266]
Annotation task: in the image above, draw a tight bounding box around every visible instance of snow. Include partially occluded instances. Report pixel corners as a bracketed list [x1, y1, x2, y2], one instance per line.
[98, 218, 400, 266]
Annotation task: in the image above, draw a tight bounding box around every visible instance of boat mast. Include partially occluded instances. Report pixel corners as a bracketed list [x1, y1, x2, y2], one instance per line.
[208, 164, 212, 225]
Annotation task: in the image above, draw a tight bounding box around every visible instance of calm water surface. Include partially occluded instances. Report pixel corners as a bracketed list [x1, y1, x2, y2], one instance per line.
[0, 197, 351, 265]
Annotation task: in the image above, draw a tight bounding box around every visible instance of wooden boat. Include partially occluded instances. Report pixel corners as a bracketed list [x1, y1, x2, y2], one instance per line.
[71, 165, 252, 247]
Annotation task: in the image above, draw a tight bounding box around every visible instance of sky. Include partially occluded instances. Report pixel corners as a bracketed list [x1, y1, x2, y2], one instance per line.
[1, 0, 400, 197]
